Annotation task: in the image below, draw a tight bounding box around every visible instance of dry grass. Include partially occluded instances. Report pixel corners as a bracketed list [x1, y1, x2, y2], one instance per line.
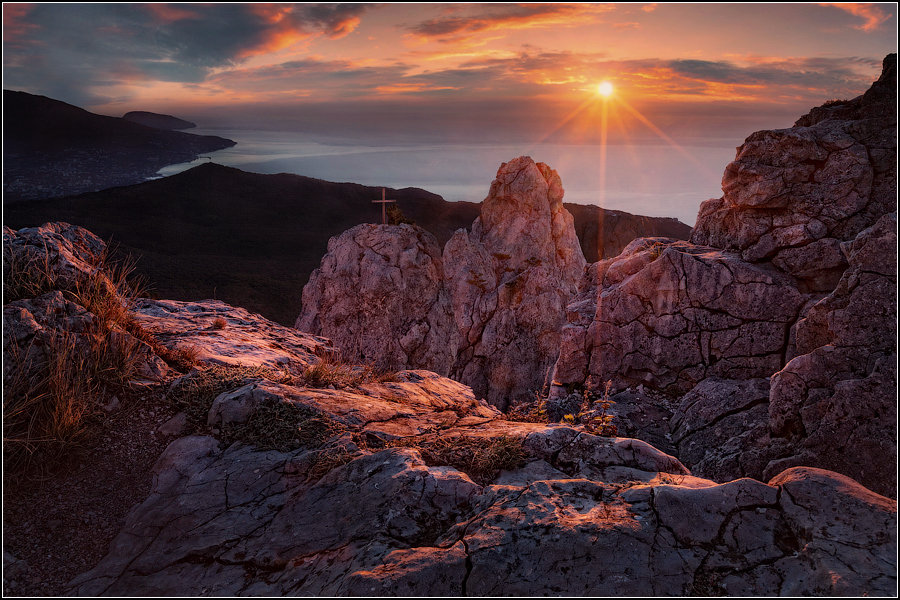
[390, 434, 526, 485]
[302, 352, 399, 389]
[167, 364, 291, 430]
[222, 400, 345, 453]
[168, 363, 346, 453]
[2, 239, 187, 474]
[211, 316, 227, 330]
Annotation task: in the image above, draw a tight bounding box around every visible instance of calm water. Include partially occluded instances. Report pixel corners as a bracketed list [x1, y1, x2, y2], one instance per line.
[158, 129, 739, 225]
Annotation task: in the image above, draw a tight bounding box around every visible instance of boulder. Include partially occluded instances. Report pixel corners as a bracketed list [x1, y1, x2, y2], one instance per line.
[137, 298, 331, 370]
[295, 224, 453, 373]
[4, 222, 110, 296]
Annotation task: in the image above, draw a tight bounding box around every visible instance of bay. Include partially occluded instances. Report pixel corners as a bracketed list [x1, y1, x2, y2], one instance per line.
[157, 129, 738, 225]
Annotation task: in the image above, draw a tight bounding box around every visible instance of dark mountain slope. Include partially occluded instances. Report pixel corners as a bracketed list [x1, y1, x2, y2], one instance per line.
[122, 111, 197, 130]
[3, 90, 234, 201]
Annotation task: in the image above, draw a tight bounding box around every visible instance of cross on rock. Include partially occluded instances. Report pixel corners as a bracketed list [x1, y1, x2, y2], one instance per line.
[372, 188, 397, 225]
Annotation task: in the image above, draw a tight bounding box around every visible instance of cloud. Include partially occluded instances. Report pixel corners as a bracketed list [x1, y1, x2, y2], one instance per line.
[819, 3, 892, 31]
[2, 3, 371, 106]
[406, 4, 615, 43]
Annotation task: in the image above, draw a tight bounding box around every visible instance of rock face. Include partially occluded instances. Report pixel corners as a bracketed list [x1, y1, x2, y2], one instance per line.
[553, 237, 804, 394]
[444, 157, 586, 408]
[298, 157, 587, 409]
[551, 55, 897, 496]
[765, 213, 897, 496]
[295, 224, 454, 374]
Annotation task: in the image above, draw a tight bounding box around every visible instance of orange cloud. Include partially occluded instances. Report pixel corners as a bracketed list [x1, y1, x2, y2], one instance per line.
[819, 3, 891, 31]
[375, 83, 459, 95]
[145, 3, 199, 23]
[406, 4, 616, 44]
[641, 3, 658, 12]
[237, 4, 363, 59]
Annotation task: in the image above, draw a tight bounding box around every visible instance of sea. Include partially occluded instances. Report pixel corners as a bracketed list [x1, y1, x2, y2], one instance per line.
[157, 129, 739, 226]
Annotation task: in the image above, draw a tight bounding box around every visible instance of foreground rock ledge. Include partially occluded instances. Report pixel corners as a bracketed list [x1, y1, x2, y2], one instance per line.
[57, 297, 895, 597]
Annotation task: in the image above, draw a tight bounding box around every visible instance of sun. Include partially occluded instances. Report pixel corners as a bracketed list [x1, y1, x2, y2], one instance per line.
[597, 81, 614, 97]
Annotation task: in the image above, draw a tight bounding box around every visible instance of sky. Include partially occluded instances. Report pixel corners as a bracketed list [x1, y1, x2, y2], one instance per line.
[2, 3, 897, 219]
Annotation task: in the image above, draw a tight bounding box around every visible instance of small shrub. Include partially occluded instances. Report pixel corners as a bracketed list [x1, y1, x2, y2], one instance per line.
[386, 203, 415, 226]
[168, 364, 291, 430]
[579, 379, 618, 437]
[390, 434, 526, 485]
[211, 316, 227, 330]
[507, 390, 548, 423]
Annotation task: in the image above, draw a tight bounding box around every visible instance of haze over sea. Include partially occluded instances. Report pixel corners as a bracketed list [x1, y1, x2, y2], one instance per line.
[158, 129, 737, 226]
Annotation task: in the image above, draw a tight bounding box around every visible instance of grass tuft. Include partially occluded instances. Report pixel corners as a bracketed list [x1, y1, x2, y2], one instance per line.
[302, 353, 399, 389]
[390, 434, 526, 485]
[2, 243, 159, 473]
[222, 399, 345, 452]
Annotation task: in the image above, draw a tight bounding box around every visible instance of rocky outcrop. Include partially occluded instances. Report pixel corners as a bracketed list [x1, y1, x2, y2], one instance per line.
[295, 224, 454, 373]
[68, 357, 896, 596]
[553, 237, 804, 394]
[134, 298, 332, 371]
[691, 54, 896, 292]
[298, 157, 587, 409]
[551, 55, 897, 496]
[3, 221, 894, 596]
[4, 222, 109, 292]
[3, 223, 167, 388]
[443, 157, 586, 408]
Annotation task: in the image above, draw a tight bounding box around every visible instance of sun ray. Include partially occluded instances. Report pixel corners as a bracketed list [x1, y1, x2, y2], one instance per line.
[614, 97, 719, 180]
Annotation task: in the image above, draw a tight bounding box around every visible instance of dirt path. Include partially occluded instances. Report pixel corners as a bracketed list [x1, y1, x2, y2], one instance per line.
[3, 385, 181, 596]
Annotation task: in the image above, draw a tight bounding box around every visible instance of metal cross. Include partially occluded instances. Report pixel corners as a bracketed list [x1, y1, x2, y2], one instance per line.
[372, 188, 397, 225]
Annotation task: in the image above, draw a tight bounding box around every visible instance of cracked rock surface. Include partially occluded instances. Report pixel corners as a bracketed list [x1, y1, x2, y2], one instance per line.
[68, 362, 896, 596]
[297, 156, 587, 410]
[295, 223, 454, 374]
[551, 54, 897, 496]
